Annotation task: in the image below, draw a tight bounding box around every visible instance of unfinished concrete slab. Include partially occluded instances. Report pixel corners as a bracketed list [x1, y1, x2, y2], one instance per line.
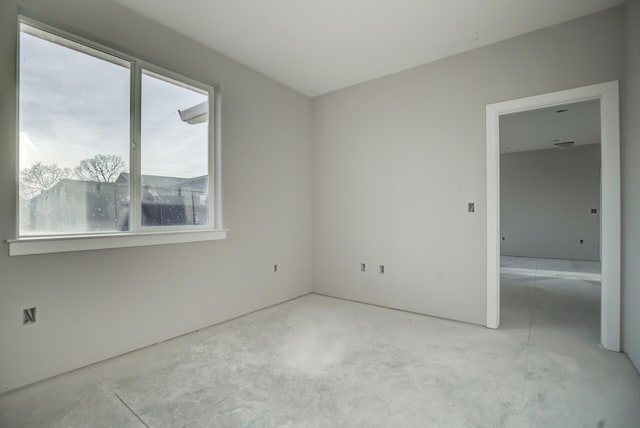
[1, 277, 638, 427]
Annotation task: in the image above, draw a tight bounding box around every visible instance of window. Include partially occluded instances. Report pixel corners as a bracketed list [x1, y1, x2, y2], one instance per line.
[19, 24, 131, 236]
[12, 18, 224, 255]
[140, 70, 210, 227]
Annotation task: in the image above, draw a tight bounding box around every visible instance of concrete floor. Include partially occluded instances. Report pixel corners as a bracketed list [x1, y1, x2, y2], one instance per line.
[1, 276, 639, 427]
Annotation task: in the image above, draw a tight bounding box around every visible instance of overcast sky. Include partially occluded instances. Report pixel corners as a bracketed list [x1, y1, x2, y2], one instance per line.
[20, 28, 208, 179]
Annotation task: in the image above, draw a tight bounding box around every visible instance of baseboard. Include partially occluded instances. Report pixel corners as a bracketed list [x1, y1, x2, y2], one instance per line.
[501, 267, 601, 281]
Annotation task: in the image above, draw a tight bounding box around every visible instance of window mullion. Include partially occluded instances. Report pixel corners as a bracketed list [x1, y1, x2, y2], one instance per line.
[131, 62, 142, 233]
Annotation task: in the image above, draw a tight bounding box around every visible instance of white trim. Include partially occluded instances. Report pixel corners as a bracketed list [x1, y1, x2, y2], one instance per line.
[485, 81, 621, 351]
[14, 15, 22, 246]
[486, 105, 501, 329]
[7, 230, 228, 256]
[214, 85, 223, 229]
[599, 82, 622, 352]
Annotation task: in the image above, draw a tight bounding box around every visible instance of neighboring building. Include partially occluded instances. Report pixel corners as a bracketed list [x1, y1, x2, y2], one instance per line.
[21, 173, 209, 234]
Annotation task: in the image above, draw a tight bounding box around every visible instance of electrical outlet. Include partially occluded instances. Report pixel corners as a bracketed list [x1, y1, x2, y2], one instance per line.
[591, 209, 598, 214]
[23, 307, 36, 324]
[361, 263, 366, 272]
[274, 264, 278, 272]
[468, 202, 475, 213]
[379, 265, 385, 274]
[580, 239, 584, 244]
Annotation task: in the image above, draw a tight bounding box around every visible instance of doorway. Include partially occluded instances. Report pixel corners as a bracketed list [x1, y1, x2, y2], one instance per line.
[485, 81, 621, 351]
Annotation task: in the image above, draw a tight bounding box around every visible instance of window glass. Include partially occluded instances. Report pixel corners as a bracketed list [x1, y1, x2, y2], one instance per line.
[19, 24, 131, 235]
[140, 70, 210, 227]
[17, 21, 216, 239]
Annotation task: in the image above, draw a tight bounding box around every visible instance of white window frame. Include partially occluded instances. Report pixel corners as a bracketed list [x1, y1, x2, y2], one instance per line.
[8, 16, 226, 256]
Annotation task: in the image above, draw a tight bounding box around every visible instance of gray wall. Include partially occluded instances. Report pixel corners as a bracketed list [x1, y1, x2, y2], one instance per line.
[0, 1, 635, 394]
[500, 144, 601, 261]
[0, 0, 312, 392]
[312, 8, 623, 325]
[623, 0, 640, 372]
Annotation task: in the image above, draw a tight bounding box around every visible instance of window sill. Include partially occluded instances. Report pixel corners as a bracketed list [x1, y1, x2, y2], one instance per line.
[6, 229, 228, 256]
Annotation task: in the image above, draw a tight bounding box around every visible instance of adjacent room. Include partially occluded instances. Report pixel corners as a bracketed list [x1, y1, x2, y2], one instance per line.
[1, 1, 639, 426]
[499, 100, 606, 380]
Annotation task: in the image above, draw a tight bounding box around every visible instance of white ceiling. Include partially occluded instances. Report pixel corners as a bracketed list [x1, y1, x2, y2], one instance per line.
[111, 0, 624, 97]
[500, 99, 601, 154]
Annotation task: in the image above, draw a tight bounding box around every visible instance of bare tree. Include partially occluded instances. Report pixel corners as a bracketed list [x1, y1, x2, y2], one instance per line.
[20, 162, 72, 199]
[75, 154, 125, 183]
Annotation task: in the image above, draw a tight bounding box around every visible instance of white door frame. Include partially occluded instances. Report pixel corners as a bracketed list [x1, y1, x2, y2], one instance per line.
[485, 81, 621, 351]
